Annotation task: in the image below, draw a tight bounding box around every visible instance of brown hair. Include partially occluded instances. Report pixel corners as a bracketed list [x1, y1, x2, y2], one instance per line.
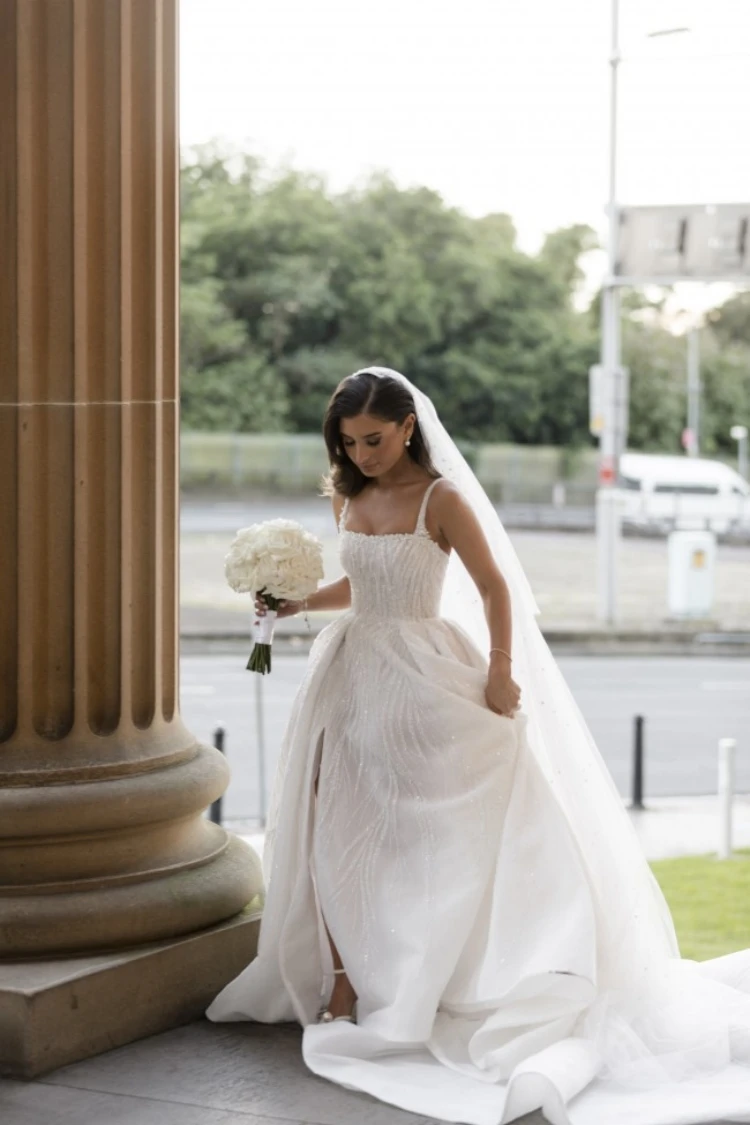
[322, 370, 438, 497]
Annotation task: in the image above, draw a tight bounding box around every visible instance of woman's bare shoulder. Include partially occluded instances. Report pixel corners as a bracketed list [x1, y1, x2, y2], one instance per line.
[430, 477, 464, 510]
[429, 478, 479, 530]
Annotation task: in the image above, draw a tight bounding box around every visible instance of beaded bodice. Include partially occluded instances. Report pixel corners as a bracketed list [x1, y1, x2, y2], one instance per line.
[339, 479, 449, 621]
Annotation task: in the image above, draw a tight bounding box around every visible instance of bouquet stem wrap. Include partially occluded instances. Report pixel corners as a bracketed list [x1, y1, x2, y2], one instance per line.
[248, 596, 279, 674]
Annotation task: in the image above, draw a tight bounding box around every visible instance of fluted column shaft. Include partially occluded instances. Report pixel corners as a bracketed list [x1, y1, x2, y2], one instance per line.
[0, 0, 256, 956]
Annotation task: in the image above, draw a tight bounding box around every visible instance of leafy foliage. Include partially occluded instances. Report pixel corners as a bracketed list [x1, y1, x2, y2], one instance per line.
[706, 291, 750, 348]
[179, 147, 750, 453]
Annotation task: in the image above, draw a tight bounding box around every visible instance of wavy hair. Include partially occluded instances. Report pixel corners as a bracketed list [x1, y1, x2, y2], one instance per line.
[323, 370, 438, 497]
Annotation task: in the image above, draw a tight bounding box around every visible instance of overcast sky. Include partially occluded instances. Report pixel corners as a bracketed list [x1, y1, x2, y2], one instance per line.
[179, 0, 749, 308]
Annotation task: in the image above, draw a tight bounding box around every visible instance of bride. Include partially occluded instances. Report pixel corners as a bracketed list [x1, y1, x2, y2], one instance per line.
[207, 367, 750, 1125]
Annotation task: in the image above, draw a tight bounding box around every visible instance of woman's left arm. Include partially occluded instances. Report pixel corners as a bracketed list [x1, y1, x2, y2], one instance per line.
[432, 482, 522, 718]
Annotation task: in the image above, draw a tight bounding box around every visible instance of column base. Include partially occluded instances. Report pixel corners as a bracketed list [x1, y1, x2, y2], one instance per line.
[0, 905, 262, 1078]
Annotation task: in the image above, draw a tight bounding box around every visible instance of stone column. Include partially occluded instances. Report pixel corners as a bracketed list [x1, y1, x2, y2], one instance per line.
[0, 0, 262, 1073]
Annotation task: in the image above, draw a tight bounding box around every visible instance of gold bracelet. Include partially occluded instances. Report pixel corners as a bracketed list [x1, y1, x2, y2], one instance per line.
[489, 647, 512, 662]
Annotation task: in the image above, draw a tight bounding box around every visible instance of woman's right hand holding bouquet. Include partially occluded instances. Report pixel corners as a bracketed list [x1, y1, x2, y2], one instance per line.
[254, 574, 353, 622]
[253, 594, 304, 620]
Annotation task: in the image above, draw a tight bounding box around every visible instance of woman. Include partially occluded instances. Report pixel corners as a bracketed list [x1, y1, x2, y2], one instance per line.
[208, 368, 750, 1125]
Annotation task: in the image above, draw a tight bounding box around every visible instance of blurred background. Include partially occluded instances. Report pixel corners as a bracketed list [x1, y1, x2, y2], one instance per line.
[177, 0, 750, 841]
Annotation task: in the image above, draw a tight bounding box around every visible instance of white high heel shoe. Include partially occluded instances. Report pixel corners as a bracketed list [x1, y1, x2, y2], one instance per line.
[317, 967, 358, 1024]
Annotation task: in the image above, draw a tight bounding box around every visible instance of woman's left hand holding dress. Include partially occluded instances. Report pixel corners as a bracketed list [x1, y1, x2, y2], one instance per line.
[485, 653, 521, 717]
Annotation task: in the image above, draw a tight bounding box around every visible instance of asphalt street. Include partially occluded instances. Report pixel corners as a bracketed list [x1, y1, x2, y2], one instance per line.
[182, 653, 750, 828]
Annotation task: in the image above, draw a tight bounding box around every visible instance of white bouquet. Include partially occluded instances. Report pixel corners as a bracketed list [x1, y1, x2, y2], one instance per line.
[225, 519, 324, 674]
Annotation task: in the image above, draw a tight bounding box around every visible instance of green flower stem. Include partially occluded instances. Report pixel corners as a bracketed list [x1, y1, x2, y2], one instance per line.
[247, 643, 272, 674]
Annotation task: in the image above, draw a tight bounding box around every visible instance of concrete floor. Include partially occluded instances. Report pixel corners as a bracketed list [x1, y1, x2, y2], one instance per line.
[0, 1021, 538, 1125]
[1, 1019, 740, 1125]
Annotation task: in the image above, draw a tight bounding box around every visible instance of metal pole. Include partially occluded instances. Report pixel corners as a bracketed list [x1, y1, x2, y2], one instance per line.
[718, 737, 736, 860]
[631, 715, 645, 810]
[255, 675, 267, 828]
[607, 0, 619, 247]
[209, 724, 226, 825]
[730, 425, 749, 482]
[597, 0, 622, 624]
[687, 328, 700, 457]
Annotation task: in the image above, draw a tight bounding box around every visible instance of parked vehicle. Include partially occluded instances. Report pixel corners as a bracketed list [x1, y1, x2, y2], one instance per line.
[619, 452, 750, 535]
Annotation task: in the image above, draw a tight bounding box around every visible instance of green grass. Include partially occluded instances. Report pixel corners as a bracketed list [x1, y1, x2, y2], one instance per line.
[650, 849, 750, 961]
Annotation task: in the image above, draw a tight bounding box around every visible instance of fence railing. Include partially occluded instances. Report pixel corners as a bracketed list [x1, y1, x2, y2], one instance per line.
[181, 431, 601, 504]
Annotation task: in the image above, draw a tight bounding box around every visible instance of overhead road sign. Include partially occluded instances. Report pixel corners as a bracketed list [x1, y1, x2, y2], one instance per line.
[613, 203, 750, 284]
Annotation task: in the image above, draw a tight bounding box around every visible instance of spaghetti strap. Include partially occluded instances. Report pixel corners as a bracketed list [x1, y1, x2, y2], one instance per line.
[338, 496, 350, 531]
[414, 478, 442, 537]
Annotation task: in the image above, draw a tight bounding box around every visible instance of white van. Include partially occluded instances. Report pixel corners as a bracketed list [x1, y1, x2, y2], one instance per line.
[619, 452, 750, 535]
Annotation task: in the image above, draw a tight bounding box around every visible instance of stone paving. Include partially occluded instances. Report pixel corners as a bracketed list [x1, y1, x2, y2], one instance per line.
[1, 1022, 454, 1125]
[1, 1019, 740, 1125]
[0, 1021, 540, 1125]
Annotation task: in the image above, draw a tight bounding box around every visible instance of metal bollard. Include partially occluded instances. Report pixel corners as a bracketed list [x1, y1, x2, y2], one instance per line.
[631, 715, 645, 810]
[718, 738, 737, 860]
[209, 724, 226, 825]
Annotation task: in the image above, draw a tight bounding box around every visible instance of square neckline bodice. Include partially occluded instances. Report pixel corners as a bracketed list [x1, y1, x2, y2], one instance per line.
[339, 477, 447, 556]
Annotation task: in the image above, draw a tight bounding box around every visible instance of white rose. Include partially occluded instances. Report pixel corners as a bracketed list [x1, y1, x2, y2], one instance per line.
[225, 520, 324, 600]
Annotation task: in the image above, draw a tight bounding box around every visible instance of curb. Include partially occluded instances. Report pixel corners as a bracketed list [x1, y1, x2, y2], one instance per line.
[180, 628, 750, 657]
[540, 629, 750, 656]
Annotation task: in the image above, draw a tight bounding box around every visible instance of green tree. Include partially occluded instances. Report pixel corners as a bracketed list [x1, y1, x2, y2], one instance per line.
[706, 291, 750, 348]
[621, 320, 686, 451]
[185, 146, 750, 452]
[181, 353, 288, 433]
[277, 346, 369, 433]
[698, 334, 750, 455]
[538, 225, 599, 298]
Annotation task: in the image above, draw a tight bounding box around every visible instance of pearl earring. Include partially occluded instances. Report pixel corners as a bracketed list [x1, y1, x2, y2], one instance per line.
[405, 439, 411, 447]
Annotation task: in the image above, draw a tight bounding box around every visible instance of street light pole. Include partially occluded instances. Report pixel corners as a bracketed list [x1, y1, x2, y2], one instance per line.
[596, 16, 693, 624]
[731, 424, 749, 480]
[686, 327, 701, 456]
[597, 0, 622, 624]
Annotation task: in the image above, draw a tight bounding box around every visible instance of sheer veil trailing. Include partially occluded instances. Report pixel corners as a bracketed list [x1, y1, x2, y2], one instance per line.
[357, 366, 750, 1096]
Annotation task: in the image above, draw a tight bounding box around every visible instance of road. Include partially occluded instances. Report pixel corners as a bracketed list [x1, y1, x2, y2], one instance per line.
[180, 497, 595, 535]
[181, 653, 750, 829]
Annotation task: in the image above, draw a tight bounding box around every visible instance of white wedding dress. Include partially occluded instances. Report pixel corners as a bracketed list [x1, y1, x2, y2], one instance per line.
[207, 477, 750, 1125]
